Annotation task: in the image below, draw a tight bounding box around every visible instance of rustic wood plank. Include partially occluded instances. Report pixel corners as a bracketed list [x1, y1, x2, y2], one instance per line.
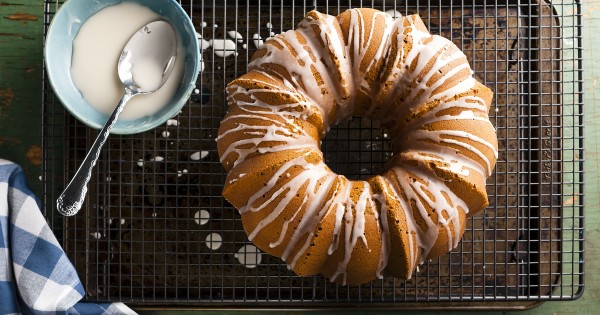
[0, 0, 43, 194]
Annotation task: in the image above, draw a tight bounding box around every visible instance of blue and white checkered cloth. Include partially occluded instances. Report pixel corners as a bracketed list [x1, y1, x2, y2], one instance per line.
[0, 159, 136, 315]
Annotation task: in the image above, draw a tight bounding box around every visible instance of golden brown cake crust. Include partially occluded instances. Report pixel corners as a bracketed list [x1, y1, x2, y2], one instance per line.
[216, 8, 498, 285]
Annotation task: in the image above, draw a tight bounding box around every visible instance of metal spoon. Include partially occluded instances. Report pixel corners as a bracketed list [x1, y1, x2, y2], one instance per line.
[57, 20, 177, 216]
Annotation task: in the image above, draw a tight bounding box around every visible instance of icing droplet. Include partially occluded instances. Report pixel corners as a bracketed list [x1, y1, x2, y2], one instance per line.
[167, 119, 179, 126]
[137, 159, 144, 167]
[194, 209, 210, 225]
[235, 244, 262, 268]
[384, 10, 402, 19]
[252, 33, 263, 48]
[190, 151, 209, 160]
[91, 232, 102, 239]
[211, 39, 237, 57]
[201, 21, 207, 28]
[151, 156, 164, 162]
[162, 131, 170, 138]
[227, 30, 244, 42]
[195, 32, 211, 49]
[205, 233, 223, 250]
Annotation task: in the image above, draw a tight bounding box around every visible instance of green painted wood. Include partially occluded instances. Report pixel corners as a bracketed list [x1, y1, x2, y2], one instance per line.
[0, 0, 597, 313]
[0, 1, 44, 195]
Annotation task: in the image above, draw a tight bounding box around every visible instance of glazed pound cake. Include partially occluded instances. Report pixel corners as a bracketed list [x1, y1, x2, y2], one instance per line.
[217, 8, 498, 285]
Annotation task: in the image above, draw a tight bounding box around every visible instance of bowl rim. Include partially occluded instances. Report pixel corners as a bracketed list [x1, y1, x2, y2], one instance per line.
[44, 0, 199, 135]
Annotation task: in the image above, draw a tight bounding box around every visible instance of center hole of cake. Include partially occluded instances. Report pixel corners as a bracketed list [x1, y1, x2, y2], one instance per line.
[321, 116, 393, 181]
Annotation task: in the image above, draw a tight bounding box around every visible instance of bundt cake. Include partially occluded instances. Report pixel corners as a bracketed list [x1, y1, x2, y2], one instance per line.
[216, 8, 498, 285]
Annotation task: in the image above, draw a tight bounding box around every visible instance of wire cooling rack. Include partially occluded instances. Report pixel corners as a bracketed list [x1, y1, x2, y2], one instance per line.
[42, 0, 584, 309]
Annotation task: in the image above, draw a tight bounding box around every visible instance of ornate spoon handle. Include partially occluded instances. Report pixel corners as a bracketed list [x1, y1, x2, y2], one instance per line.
[57, 90, 135, 216]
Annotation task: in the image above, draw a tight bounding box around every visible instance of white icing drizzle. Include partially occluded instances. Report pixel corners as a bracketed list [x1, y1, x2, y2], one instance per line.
[217, 9, 498, 284]
[372, 191, 390, 279]
[384, 163, 468, 272]
[345, 9, 394, 95]
[218, 85, 320, 167]
[327, 181, 351, 256]
[329, 182, 376, 284]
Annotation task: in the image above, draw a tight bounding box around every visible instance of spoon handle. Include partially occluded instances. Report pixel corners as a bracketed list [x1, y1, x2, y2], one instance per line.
[57, 89, 135, 216]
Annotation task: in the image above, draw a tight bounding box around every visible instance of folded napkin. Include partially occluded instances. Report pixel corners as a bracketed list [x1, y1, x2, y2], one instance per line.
[0, 159, 136, 315]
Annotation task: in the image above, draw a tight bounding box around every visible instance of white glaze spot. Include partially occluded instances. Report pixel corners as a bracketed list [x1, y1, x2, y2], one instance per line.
[190, 151, 209, 160]
[235, 244, 262, 268]
[205, 233, 223, 250]
[211, 39, 237, 57]
[227, 30, 244, 42]
[194, 209, 210, 225]
[252, 33, 264, 48]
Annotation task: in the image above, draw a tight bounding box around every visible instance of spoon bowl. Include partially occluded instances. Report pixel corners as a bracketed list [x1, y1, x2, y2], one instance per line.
[119, 20, 177, 94]
[57, 20, 178, 216]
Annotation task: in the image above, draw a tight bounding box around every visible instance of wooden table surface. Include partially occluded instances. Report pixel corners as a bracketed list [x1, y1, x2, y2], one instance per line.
[0, 1, 598, 313]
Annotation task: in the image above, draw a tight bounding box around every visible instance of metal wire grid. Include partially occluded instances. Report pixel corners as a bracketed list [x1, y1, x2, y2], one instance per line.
[41, 0, 584, 307]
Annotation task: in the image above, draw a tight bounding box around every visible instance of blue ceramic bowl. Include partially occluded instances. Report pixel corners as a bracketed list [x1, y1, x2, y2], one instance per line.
[45, 0, 199, 134]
